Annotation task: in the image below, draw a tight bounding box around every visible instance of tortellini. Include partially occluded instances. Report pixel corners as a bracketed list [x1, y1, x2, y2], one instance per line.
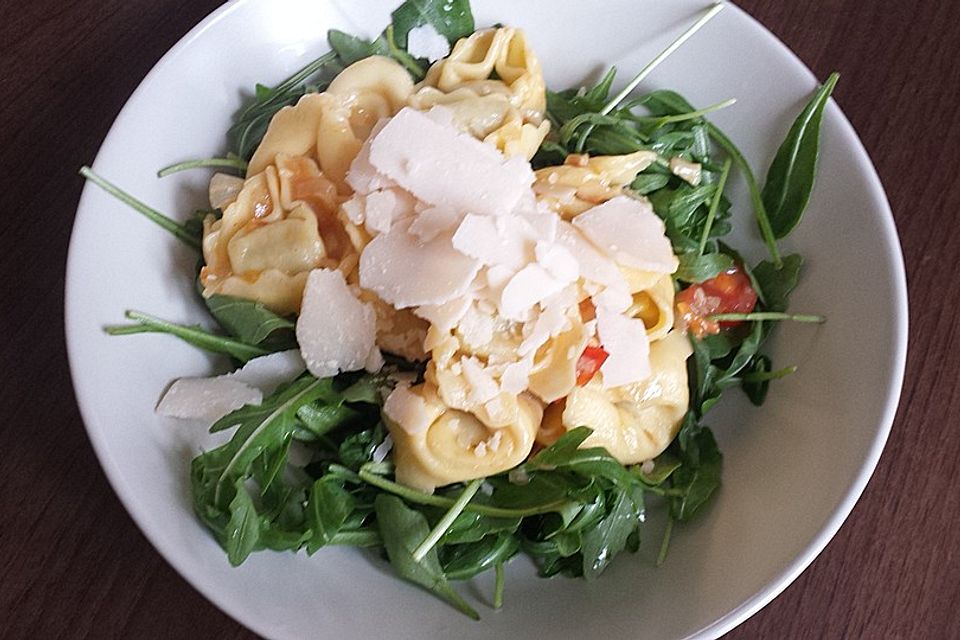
[622, 269, 675, 341]
[526, 317, 591, 403]
[425, 321, 530, 429]
[412, 28, 549, 159]
[200, 154, 347, 315]
[539, 331, 693, 464]
[248, 56, 415, 191]
[199, 30, 695, 494]
[386, 382, 543, 492]
[534, 150, 658, 218]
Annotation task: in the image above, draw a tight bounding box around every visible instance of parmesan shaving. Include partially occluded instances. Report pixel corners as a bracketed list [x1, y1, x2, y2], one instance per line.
[297, 269, 379, 378]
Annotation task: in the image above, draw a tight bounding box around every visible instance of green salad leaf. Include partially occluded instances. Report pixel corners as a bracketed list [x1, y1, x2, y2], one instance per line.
[375, 495, 480, 619]
[204, 295, 296, 346]
[763, 73, 840, 239]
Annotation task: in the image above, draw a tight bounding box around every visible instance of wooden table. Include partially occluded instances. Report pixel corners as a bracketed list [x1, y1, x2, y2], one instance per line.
[3, 1, 957, 638]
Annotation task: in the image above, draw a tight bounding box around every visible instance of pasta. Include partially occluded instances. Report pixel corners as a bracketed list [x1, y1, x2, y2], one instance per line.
[200, 18, 692, 492]
[386, 382, 543, 492]
[412, 27, 550, 159]
[200, 154, 348, 315]
[248, 56, 415, 190]
[534, 150, 658, 218]
[538, 331, 692, 463]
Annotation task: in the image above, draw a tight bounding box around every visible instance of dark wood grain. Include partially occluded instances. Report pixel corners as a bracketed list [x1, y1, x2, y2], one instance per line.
[1, 1, 957, 639]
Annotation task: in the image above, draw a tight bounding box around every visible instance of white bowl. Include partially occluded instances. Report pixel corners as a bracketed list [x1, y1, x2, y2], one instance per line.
[65, 1, 908, 638]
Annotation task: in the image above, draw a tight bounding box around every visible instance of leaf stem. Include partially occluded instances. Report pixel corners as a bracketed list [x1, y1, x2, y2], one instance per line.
[357, 466, 569, 518]
[329, 529, 382, 547]
[653, 97, 737, 128]
[493, 562, 505, 609]
[106, 310, 268, 362]
[412, 479, 483, 562]
[697, 157, 732, 256]
[706, 126, 782, 266]
[709, 312, 825, 323]
[158, 155, 248, 178]
[79, 166, 200, 249]
[573, 3, 724, 153]
[742, 365, 798, 382]
[639, 485, 686, 498]
[385, 25, 426, 79]
[601, 3, 725, 116]
[656, 516, 675, 567]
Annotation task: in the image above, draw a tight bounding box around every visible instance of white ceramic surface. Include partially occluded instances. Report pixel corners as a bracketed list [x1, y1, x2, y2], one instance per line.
[65, 1, 907, 638]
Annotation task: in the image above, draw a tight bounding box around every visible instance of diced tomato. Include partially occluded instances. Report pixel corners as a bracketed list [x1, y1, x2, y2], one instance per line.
[676, 265, 758, 337]
[575, 345, 609, 386]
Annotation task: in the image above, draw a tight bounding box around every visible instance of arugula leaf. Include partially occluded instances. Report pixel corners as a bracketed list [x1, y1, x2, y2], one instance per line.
[79, 167, 201, 249]
[630, 172, 671, 194]
[224, 478, 261, 566]
[440, 511, 521, 545]
[580, 487, 641, 579]
[340, 375, 383, 405]
[390, 0, 474, 48]
[527, 428, 637, 490]
[327, 30, 389, 65]
[374, 495, 479, 619]
[442, 533, 520, 580]
[742, 354, 772, 406]
[339, 423, 387, 470]
[670, 427, 722, 521]
[675, 252, 734, 283]
[306, 477, 356, 553]
[636, 90, 782, 264]
[229, 52, 341, 160]
[195, 377, 332, 510]
[753, 253, 804, 312]
[296, 403, 361, 438]
[637, 451, 683, 486]
[204, 295, 295, 346]
[105, 310, 268, 362]
[762, 73, 839, 239]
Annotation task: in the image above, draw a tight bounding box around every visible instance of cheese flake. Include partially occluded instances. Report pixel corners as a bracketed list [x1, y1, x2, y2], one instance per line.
[225, 350, 306, 396]
[346, 119, 396, 194]
[383, 385, 434, 435]
[368, 107, 533, 216]
[406, 23, 451, 61]
[408, 206, 463, 242]
[461, 357, 500, 404]
[415, 296, 472, 332]
[595, 306, 651, 388]
[297, 269, 380, 378]
[360, 218, 480, 308]
[572, 195, 678, 273]
[452, 213, 532, 270]
[156, 377, 262, 423]
[500, 263, 565, 320]
[363, 188, 416, 235]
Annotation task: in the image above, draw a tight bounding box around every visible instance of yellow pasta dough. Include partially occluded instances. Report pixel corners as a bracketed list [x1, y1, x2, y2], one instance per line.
[248, 56, 415, 190]
[386, 383, 543, 492]
[412, 27, 549, 159]
[545, 331, 692, 464]
[200, 154, 349, 315]
[534, 150, 658, 218]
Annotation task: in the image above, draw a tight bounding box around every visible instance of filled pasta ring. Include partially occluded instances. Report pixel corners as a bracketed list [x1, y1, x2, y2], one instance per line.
[385, 382, 543, 492]
[534, 150, 657, 218]
[247, 56, 415, 190]
[200, 154, 349, 315]
[422, 27, 546, 119]
[538, 331, 692, 464]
